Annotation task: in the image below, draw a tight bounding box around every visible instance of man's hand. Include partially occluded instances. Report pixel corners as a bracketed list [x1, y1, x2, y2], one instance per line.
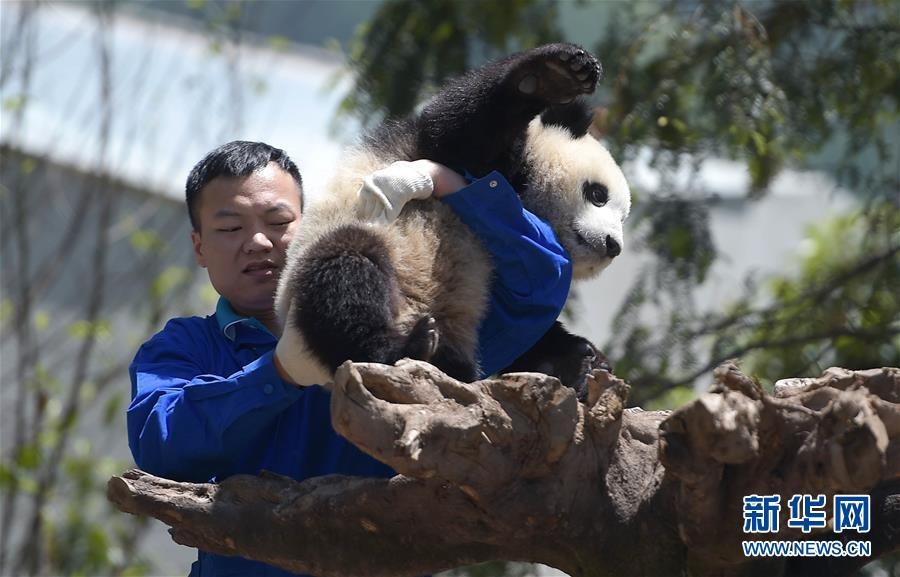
[356, 160, 468, 224]
[356, 161, 434, 224]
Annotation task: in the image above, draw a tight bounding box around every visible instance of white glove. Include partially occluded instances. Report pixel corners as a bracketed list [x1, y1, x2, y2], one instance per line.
[356, 161, 434, 224]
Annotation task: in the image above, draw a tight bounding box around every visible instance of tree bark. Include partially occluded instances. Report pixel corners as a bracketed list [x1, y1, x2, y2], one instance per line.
[108, 361, 900, 577]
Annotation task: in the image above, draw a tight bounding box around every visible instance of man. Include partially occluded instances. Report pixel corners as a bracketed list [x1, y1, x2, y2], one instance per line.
[128, 140, 571, 576]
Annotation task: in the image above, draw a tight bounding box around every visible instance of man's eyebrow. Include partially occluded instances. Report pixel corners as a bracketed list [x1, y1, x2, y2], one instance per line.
[265, 202, 295, 214]
[212, 202, 295, 219]
[212, 209, 241, 219]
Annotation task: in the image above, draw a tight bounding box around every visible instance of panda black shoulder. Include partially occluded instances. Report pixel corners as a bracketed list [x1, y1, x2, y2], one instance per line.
[539, 99, 594, 139]
[360, 117, 419, 162]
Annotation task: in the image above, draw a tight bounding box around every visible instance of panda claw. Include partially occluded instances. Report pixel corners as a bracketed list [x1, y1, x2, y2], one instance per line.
[576, 72, 589, 81]
[401, 315, 440, 362]
[425, 319, 439, 358]
[558, 52, 572, 62]
[576, 341, 596, 360]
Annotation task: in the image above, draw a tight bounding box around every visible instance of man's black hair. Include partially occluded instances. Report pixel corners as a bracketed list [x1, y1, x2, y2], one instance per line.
[185, 140, 303, 232]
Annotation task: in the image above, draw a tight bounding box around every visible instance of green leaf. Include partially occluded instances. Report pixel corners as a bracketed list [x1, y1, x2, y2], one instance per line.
[18, 475, 38, 494]
[151, 266, 190, 301]
[103, 392, 124, 426]
[15, 444, 40, 470]
[751, 131, 767, 155]
[645, 386, 696, 411]
[265, 35, 291, 52]
[128, 230, 165, 254]
[433, 22, 454, 43]
[68, 319, 111, 341]
[0, 463, 16, 489]
[32, 362, 62, 395]
[224, 3, 242, 22]
[86, 525, 110, 569]
[0, 298, 13, 323]
[207, 39, 223, 56]
[2, 94, 27, 112]
[20, 157, 37, 175]
[33, 309, 50, 333]
[38, 426, 60, 450]
[79, 381, 97, 404]
[252, 77, 268, 96]
[199, 284, 219, 307]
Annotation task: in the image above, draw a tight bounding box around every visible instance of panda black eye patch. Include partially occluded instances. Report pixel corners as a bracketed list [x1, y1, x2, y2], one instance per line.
[583, 182, 609, 207]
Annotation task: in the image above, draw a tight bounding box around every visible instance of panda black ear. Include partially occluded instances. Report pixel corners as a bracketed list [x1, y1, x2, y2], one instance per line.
[540, 99, 594, 138]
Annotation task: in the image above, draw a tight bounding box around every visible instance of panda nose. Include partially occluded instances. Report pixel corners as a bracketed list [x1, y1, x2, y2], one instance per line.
[605, 236, 621, 258]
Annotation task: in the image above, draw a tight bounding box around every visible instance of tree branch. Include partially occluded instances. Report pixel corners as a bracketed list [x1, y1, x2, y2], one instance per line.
[109, 362, 900, 577]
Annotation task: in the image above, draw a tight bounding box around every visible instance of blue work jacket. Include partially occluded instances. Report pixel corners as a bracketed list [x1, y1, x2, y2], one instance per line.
[127, 172, 571, 576]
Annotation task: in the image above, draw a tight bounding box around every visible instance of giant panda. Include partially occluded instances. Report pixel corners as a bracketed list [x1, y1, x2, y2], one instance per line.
[274, 43, 631, 398]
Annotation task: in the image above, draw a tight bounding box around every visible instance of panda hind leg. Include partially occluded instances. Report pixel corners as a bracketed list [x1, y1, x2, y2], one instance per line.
[291, 225, 435, 372]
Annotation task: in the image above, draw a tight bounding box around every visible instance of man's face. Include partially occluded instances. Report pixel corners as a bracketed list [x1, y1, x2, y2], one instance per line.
[191, 163, 302, 317]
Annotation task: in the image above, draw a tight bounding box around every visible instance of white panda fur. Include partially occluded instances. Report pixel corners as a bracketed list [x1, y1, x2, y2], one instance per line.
[522, 118, 631, 279]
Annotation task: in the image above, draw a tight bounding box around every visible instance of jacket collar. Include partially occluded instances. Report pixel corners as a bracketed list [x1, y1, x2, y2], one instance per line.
[215, 297, 274, 342]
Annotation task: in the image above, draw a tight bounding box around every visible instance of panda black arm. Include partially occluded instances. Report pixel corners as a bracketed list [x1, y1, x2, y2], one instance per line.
[500, 321, 611, 401]
[415, 43, 601, 178]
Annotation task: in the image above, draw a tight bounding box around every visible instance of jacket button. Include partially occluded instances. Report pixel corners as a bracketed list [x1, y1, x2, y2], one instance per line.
[489, 180, 498, 188]
[263, 384, 274, 395]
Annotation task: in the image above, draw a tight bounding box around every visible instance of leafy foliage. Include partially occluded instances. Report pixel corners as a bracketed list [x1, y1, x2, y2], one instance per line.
[0, 3, 199, 572]
[743, 203, 900, 383]
[593, 0, 899, 403]
[598, 0, 899, 195]
[338, 0, 562, 125]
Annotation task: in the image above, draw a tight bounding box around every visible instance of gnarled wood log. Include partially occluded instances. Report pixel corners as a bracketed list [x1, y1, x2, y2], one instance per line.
[108, 361, 900, 577]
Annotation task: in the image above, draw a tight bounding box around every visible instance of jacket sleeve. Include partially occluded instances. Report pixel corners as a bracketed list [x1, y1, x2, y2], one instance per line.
[127, 319, 302, 481]
[440, 171, 572, 376]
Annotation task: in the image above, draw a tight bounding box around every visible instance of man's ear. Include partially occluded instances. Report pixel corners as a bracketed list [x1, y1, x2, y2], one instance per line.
[191, 230, 207, 268]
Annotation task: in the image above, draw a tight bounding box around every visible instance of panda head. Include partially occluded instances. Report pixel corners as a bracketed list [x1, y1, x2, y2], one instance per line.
[521, 101, 631, 280]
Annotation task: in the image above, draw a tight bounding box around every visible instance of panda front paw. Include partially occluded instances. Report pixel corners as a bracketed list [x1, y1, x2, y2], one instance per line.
[550, 338, 612, 401]
[513, 43, 602, 104]
[500, 322, 613, 402]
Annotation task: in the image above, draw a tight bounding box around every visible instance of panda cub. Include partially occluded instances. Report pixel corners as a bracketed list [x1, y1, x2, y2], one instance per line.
[275, 43, 631, 397]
